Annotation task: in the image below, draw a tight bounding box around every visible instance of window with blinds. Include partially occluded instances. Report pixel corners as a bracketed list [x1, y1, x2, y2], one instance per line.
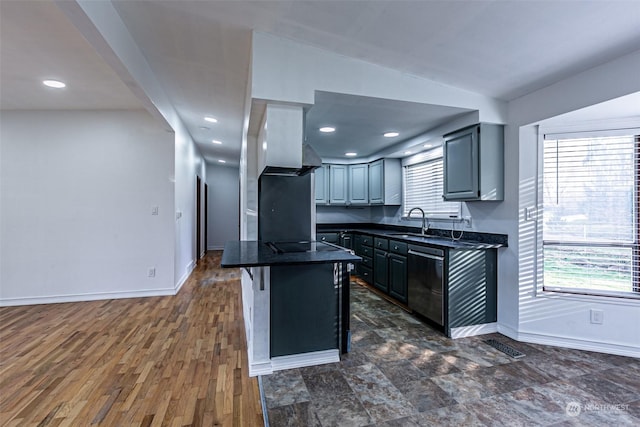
[403, 148, 461, 218]
[542, 130, 640, 297]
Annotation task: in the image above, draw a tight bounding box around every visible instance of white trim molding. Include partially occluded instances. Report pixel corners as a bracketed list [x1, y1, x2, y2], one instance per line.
[450, 322, 498, 339]
[0, 288, 176, 307]
[249, 349, 340, 377]
[497, 323, 639, 359]
[175, 260, 196, 293]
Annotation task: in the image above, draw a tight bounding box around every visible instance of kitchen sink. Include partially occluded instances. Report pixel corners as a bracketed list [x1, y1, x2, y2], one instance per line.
[387, 233, 431, 239]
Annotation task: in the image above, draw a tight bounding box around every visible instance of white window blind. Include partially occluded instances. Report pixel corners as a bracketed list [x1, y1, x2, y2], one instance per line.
[403, 150, 461, 218]
[542, 131, 639, 297]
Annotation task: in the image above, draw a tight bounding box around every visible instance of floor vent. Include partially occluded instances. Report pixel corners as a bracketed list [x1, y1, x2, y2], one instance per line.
[484, 339, 526, 359]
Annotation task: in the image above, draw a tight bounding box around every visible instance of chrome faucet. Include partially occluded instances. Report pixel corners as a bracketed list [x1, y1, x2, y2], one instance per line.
[407, 207, 428, 236]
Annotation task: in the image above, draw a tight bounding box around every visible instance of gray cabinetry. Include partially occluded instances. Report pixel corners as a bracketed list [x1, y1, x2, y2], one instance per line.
[368, 159, 402, 205]
[388, 241, 408, 304]
[317, 232, 339, 244]
[314, 165, 330, 204]
[443, 123, 504, 201]
[329, 164, 348, 205]
[317, 159, 401, 206]
[408, 243, 497, 336]
[348, 164, 369, 205]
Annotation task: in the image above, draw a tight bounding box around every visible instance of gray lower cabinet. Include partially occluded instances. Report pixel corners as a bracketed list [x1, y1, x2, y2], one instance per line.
[339, 232, 352, 249]
[408, 243, 497, 336]
[443, 123, 504, 201]
[446, 248, 497, 332]
[388, 241, 408, 303]
[353, 234, 373, 284]
[329, 164, 348, 205]
[270, 264, 337, 357]
[348, 164, 368, 205]
[373, 249, 389, 293]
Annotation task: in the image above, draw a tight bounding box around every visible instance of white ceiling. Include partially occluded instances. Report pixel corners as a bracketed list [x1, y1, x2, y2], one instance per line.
[0, 0, 142, 111]
[2, 1, 640, 165]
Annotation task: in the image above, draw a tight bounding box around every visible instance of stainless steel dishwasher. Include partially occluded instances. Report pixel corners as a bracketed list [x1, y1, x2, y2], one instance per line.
[408, 246, 444, 326]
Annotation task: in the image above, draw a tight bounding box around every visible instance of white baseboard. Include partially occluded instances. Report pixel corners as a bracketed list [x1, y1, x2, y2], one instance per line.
[248, 349, 340, 377]
[495, 323, 640, 359]
[271, 350, 340, 372]
[249, 360, 273, 377]
[0, 287, 176, 307]
[175, 260, 195, 293]
[450, 322, 498, 339]
[516, 330, 640, 359]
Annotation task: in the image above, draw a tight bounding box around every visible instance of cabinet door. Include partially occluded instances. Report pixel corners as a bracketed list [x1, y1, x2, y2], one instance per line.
[348, 164, 368, 205]
[388, 254, 407, 304]
[368, 159, 384, 204]
[340, 234, 353, 250]
[373, 249, 389, 293]
[443, 125, 479, 200]
[329, 165, 348, 205]
[314, 165, 329, 204]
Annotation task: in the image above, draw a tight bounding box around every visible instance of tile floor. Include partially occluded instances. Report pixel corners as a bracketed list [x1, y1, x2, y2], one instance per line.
[261, 281, 640, 426]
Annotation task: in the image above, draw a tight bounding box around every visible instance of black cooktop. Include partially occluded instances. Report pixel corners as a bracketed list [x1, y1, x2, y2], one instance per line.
[266, 241, 342, 254]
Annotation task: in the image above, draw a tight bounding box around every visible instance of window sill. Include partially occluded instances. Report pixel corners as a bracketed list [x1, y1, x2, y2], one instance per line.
[536, 288, 640, 306]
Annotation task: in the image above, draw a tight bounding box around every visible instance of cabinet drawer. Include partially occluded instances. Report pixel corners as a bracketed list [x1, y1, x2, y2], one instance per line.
[361, 235, 373, 247]
[360, 246, 373, 257]
[359, 266, 373, 283]
[374, 237, 389, 250]
[389, 240, 408, 255]
[360, 255, 373, 269]
[317, 232, 339, 244]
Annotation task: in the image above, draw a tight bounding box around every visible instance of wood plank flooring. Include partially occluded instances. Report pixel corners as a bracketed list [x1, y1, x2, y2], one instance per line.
[0, 252, 264, 426]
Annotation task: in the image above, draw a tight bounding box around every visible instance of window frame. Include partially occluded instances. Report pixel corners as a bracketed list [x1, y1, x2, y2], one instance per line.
[536, 122, 640, 301]
[402, 147, 462, 220]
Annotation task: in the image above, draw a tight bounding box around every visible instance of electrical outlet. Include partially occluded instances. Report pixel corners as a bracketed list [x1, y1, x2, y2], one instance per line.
[590, 309, 604, 324]
[151, 206, 159, 215]
[463, 216, 472, 228]
[147, 267, 156, 278]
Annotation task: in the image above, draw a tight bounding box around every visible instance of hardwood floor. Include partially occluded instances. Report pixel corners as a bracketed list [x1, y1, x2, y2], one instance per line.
[0, 252, 263, 427]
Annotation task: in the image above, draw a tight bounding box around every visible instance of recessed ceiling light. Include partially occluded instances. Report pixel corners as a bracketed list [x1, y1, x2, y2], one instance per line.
[218, 159, 226, 163]
[345, 152, 357, 157]
[423, 143, 434, 148]
[200, 126, 210, 130]
[384, 132, 399, 138]
[212, 140, 222, 144]
[204, 116, 218, 123]
[404, 151, 412, 155]
[319, 127, 335, 133]
[42, 79, 65, 88]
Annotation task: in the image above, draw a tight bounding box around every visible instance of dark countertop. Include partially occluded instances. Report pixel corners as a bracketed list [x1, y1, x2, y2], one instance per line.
[221, 240, 362, 268]
[318, 224, 507, 250]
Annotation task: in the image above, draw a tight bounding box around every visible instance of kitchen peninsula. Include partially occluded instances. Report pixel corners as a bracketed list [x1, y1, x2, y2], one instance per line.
[221, 240, 360, 376]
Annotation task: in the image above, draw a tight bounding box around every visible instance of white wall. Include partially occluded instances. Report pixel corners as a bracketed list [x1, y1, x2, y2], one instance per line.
[507, 49, 640, 356]
[0, 110, 175, 305]
[206, 164, 240, 249]
[174, 128, 205, 288]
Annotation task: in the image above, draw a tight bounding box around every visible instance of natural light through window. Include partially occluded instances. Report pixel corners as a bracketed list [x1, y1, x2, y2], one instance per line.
[403, 147, 461, 218]
[542, 130, 640, 297]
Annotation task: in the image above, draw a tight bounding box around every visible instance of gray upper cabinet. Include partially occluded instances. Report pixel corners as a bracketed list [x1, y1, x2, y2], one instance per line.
[314, 164, 329, 204]
[368, 159, 401, 205]
[443, 123, 504, 201]
[348, 164, 368, 205]
[329, 164, 348, 205]
[317, 159, 402, 206]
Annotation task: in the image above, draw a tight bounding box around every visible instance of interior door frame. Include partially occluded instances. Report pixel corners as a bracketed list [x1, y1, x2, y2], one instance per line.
[196, 175, 202, 262]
